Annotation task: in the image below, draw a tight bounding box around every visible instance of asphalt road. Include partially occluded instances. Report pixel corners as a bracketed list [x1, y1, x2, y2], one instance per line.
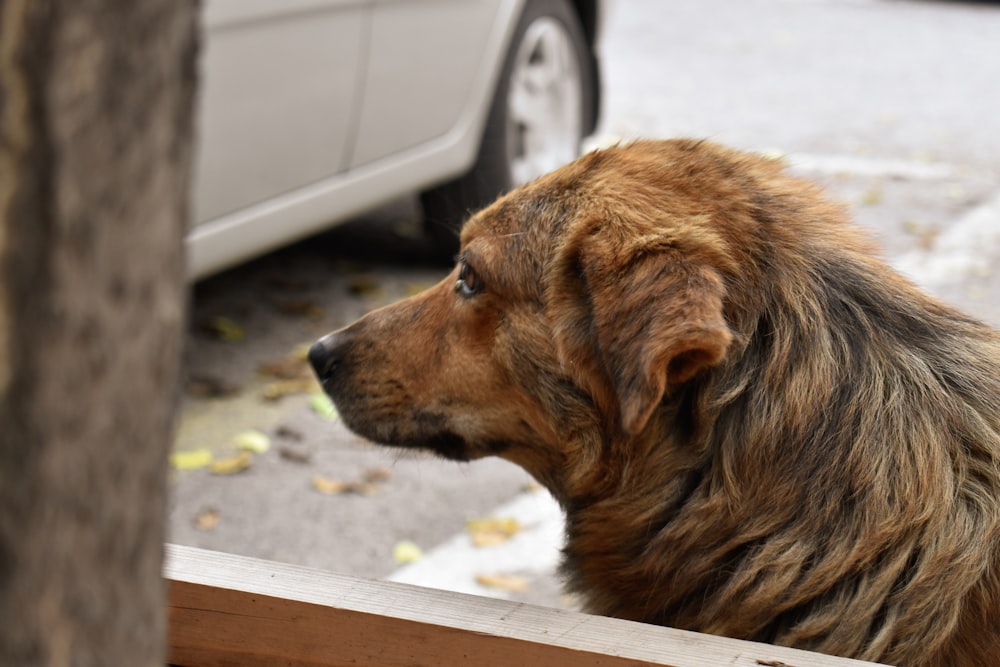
[168, 0, 1000, 611]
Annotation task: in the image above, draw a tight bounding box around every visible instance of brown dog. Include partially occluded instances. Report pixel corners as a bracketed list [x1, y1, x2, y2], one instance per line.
[309, 139, 1000, 665]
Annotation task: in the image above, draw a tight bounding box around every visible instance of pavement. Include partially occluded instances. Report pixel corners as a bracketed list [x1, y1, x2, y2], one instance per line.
[167, 0, 1000, 613]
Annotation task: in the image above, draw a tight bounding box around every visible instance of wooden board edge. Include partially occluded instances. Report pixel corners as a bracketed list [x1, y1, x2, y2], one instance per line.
[165, 544, 890, 667]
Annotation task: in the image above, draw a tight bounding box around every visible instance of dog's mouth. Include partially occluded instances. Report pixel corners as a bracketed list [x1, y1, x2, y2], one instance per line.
[308, 335, 480, 461]
[341, 408, 515, 463]
[358, 413, 473, 462]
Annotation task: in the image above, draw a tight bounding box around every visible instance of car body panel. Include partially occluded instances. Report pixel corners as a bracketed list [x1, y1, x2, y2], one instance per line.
[194, 0, 367, 225]
[350, 0, 516, 169]
[188, 0, 606, 280]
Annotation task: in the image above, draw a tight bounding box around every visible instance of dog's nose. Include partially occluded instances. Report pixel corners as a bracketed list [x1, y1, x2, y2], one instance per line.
[309, 332, 346, 383]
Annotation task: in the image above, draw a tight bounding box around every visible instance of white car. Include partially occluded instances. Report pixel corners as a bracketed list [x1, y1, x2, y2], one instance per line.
[190, 0, 605, 279]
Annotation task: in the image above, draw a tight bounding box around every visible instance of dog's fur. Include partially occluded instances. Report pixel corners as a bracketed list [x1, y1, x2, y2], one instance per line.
[310, 139, 1000, 665]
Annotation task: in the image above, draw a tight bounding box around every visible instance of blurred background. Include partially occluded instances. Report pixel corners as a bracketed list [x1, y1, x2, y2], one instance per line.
[169, 0, 1000, 610]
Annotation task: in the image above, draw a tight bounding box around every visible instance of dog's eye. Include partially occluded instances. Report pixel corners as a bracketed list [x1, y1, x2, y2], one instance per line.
[455, 261, 483, 298]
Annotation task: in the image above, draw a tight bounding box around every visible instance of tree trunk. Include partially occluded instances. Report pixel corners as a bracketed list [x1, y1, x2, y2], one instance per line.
[0, 2, 198, 665]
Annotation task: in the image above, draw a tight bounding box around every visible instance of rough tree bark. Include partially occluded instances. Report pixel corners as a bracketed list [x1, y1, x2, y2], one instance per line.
[0, 2, 198, 665]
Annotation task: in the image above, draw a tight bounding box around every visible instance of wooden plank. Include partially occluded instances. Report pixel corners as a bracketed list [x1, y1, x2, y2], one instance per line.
[166, 544, 889, 667]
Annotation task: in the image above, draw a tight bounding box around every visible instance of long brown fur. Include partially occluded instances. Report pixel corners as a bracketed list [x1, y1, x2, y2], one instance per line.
[310, 139, 1000, 665]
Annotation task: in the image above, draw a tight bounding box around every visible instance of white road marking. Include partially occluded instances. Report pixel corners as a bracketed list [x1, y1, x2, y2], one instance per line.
[387, 488, 565, 599]
[788, 153, 959, 180]
[892, 191, 1000, 289]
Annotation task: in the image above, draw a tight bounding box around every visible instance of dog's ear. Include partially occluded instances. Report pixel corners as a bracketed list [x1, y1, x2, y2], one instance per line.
[549, 230, 733, 436]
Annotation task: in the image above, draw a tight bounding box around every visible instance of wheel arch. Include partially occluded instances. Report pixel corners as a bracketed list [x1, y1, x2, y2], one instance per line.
[568, 0, 604, 135]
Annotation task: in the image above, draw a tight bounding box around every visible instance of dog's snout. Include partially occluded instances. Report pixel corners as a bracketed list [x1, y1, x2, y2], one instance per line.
[309, 332, 348, 383]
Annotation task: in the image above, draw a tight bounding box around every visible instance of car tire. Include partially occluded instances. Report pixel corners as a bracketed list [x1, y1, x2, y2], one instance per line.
[420, 0, 597, 259]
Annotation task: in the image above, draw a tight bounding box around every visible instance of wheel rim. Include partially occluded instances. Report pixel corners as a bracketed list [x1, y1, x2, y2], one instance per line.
[505, 17, 584, 187]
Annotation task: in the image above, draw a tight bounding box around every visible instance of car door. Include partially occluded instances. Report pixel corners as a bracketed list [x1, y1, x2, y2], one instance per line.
[193, 0, 370, 225]
[348, 0, 507, 169]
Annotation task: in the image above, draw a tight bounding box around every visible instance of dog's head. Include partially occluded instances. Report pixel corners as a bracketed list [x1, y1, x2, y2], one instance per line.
[311, 140, 749, 497]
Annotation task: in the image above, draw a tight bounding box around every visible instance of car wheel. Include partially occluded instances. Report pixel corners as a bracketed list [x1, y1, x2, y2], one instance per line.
[421, 0, 597, 259]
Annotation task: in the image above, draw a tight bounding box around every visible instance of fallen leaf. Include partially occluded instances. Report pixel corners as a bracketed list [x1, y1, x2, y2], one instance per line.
[290, 342, 312, 361]
[467, 517, 522, 547]
[262, 377, 320, 401]
[234, 430, 270, 453]
[258, 358, 308, 380]
[186, 375, 242, 398]
[204, 316, 245, 342]
[279, 445, 312, 464]
[171, 448, 213, 471]
[258, 345, 314, 380]
[475, 573, 530, 592]
[341, 481, 379, 495]
[902, 220, 940, 250]
[311, 475, 378, 496]
[859, 188, 882, 206]
[194, 508, 220, 531]
[364, 468, 393, 483]
[310, 392, 339, 420]
[275, 424, 304, 441]
[393, 540, 423, 564]
[311, 475, 347, 494]
[210, 450, 253, 475]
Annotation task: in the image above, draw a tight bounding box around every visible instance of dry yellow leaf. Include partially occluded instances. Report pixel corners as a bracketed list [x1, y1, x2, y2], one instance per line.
[467, 517, 522, 547]
[860, 188, 882, 206]
[194, 508, 220, 530]
[262, 377, 320, 401]
[364, 468, 393, 483]
[210, 450, 253, 475]
[258, 358, 307, 380]
[259, 342, 317, 379]
[901, 220, 940, 250]
[290, 342, 312, 361]
[475, 573, 530, 592]
[234, 429, 270, 453]
[170, 448, 213, 471]
[393, 540, 423, 564]
[258, 344, 318, 398]
[205, 316, 245, 342]
[311, 475, 377, 496]
[312, 475, 347, 494]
